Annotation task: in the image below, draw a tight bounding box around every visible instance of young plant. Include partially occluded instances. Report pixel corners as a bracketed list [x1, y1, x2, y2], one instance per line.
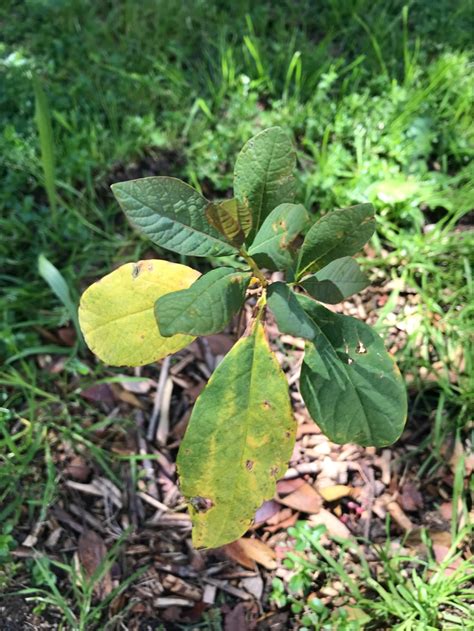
[78, 127, 407, 549]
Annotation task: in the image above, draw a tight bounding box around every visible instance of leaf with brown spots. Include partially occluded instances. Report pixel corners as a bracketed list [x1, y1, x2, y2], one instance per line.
[177, 321, 296, 548]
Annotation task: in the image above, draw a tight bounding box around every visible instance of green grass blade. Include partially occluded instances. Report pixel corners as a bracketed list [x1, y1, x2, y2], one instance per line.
[38, 254, 82, 344]
[33, 75, 57, 221]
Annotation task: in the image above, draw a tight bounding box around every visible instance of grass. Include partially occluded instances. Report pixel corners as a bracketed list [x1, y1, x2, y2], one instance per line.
[0, 0, 472, 627]
[271, 521, 474, 630]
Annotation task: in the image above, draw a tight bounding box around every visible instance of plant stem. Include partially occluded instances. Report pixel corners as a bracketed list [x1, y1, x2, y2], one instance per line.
[239, 249, 268, 286]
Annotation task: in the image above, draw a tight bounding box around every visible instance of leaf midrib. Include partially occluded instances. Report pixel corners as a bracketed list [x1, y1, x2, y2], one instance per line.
[119, 188, 237, 252]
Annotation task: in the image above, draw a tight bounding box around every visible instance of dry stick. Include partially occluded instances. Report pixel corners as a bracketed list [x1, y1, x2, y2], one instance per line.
[137, 429, 160, 499]
[361, 464, 375, 542]
[156, 377, 174, 446]
[147, 356, 171, 442]
[197, 337, 215, 372]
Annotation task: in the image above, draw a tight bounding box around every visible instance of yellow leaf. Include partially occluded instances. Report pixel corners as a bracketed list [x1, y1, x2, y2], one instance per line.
[79, 260, 200, 366]
[318, 485, 353, 502]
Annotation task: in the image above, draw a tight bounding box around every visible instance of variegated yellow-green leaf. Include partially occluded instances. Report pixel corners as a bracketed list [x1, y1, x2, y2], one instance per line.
[79, 260, 200, 366]
[177, 321, 296, 548]
[205, 198, 252, 246]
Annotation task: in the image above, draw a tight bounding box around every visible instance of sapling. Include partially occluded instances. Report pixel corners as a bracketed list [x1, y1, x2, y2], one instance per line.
[79, 127, 407, 548]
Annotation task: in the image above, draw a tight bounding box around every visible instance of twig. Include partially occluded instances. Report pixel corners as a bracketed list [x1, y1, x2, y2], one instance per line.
[156, 378, 173, 446]
[147, 357, 170, 442]
[361, 464, 375, 542]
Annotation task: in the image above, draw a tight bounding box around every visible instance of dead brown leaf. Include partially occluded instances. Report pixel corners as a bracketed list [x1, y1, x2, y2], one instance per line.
[224, 601, 259, 631]
[253, 500, 281, 526]
[276, 478, 305, 495]
[223, 538, 276, 570]
[65, 455, 91, 482]
[278, 482, 322, 514]
[77, 529, 112, 599]
[308, 508, 351, 538]
[80, 383, 115, 405]
[399, 482, 424, 512]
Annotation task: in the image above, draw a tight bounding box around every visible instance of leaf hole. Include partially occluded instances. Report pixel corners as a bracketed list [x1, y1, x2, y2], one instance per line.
[262, 400, 272, 410]
[356, 341, 367, 354]
[132, 263, 142, 278]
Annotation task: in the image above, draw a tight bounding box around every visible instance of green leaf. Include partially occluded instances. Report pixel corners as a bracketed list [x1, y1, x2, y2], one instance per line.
[297, 295, 407, 447]
[155, 267, 251, 337]
[297, 204, 375, 278]
[234, 127, 296, 236]
[248, 203, 309, 272]
[300, 257, 369, 304]
[177, 321, 296, 548]
[205, 198, 252, 246]
[111, 177, 237, 257]
[79, 260, 200, 366]
[38, 254, 82, 343]
[267, 282, 316, 341]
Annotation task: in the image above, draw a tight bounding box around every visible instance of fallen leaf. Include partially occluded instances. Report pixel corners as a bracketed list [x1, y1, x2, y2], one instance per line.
[278, 481, 322, 514]
[276, 478, 305, 495]
[80, 383, 115, 405]
[57, 326, 77, 347]
[110, 383, 145, 408]
[65, 455, 91, 482]
[399, 482, 423, 512]
[224, 538, 277, 570]
[223, 541, 256, 570]
[224, 601, 259, 631]
[77, 529, 112, 599]
[318, 485, 353, 502]
[253, 500, 280, 526]
[308, 508, 351, 538]
[265, 511, 299, 533]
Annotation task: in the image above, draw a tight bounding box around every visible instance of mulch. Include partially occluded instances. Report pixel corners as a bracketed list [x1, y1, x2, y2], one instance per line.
[5, 269, 471, 630]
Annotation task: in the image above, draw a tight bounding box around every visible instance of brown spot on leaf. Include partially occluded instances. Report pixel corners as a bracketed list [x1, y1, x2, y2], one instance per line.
[262, 400, 271, 410]
[132, 263, 142, 278]
[190, 496, 214, 513]
[246, 459, 254, 471]
[270, 466, 279, 478]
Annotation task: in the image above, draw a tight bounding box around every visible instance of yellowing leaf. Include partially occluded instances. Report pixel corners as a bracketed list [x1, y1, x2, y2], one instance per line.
[177, 321, 296, 549]
[79, 260, 200, 366]
[318, 485, 353, 502]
